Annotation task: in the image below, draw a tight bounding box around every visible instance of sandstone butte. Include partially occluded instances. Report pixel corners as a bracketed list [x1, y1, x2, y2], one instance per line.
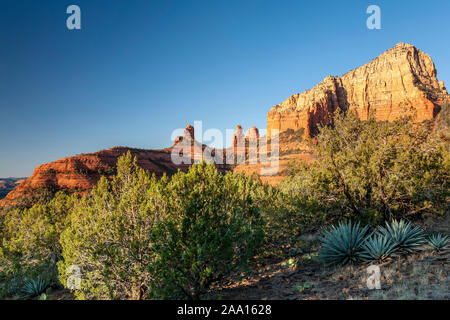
[0, 138, 230, 207]
[1, 43, 449, 207]
[267, 42, 449, 139]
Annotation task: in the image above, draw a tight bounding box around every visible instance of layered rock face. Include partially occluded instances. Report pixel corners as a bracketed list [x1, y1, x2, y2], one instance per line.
[267, 43, 450, 138]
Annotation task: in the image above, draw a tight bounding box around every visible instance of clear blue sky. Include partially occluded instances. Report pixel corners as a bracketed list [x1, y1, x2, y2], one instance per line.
[1, 0, 449, 177]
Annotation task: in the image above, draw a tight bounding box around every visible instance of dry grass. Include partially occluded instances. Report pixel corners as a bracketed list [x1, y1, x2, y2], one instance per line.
[209, 236, 449, 300]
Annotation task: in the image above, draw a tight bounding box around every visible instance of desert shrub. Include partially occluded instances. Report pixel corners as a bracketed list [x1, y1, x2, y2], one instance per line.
[58, 152, 167, 300]
[377, 219, 427, 254]
[435, 102, 450, 133]
[59, 154, 264, 300]
[277, 161, 333, 235]
[0, 192, 74, 297]
[282, 110, 449, 224]
[318, 221, 369, 266]
[150, 163, 264, 299]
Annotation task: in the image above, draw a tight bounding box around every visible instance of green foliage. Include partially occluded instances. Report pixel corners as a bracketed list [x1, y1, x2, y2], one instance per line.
[318, 221, 369, 266]
[58, 153, 264, 300]
[0, 275, 21, 298]
[281, 258, 297, 268]
[361, 234, 397, 263]
[277, 161, 331, 234]
[377, 220, 426, 254]
[294, 282, 311, 293]
[282, 110, 449, 224]
[21, 277, 48, 298]
[0, 192, 74, 297]
[427, 233, 449, 251]
[150, 163, 264, 299]
[2, 106, 447, 299]
[58, 152, 166, 300]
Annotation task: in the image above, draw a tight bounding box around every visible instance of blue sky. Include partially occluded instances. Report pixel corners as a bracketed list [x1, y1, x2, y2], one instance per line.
[0, 0, 449, 177]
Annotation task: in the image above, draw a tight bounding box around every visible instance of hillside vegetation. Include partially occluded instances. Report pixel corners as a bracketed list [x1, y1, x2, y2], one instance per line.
[0, 111, 448, 300]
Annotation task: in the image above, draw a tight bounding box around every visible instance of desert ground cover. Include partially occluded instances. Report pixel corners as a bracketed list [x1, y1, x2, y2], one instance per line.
[0, 109, 448, 300]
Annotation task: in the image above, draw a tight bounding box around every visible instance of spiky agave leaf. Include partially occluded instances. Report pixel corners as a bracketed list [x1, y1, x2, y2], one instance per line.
[318, 221, 369, 266]
[427, 233, 449, 251]
[361, 233, 397, 263]
[377, 219, 426, 254]
[21, 277, 48, 298]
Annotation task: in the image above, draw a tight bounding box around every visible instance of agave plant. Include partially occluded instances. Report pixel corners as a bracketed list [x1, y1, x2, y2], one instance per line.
[427, 233, 449, 252]
[21, 277, 48, 298]
[361, 233, 397, 263]
[318, 221, 369, 266]
[377, 219, 426, 254]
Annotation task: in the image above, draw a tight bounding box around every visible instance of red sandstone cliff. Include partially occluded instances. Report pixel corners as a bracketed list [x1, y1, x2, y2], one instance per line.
[267, 43, 450, 138]
[0, 147, 184, 206]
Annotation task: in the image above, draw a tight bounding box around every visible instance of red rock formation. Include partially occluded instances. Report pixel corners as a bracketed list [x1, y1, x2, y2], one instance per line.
[183, 124, 195, 141]
[246, 126, 260, 163]
[232, 125, 245, 147]
[246, 126, 260, 142]
[0, 145, 230, 208]
[231, 125, 246, 164]
[267, 43, 450, 138]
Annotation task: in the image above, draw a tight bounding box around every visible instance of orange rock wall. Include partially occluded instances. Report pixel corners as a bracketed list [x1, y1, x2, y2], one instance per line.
[267, 43, 450, 138]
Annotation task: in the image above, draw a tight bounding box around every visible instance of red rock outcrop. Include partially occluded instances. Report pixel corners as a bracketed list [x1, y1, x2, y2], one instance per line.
[231, 125, 246, 163]
[232, 125, 245, 148]
[183, 124, 195, 141]
[246, 126, 260, 142]
[267, 43, 450, 138]
[0, 145, 230, 207]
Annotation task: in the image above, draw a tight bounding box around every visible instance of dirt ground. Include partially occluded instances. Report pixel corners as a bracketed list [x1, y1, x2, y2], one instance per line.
[19, 228, 450, 301]
[208, 250, 449, 300]
[25, 251, 450, 301]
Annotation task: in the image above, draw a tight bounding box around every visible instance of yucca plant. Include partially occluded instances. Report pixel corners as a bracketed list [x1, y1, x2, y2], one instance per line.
[427, 233, 449, 252]
[21, 277, 48, 298]
[377, 219, 426, 254]
[318, 221, 369, 266]
[361, 234, 397, 263]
